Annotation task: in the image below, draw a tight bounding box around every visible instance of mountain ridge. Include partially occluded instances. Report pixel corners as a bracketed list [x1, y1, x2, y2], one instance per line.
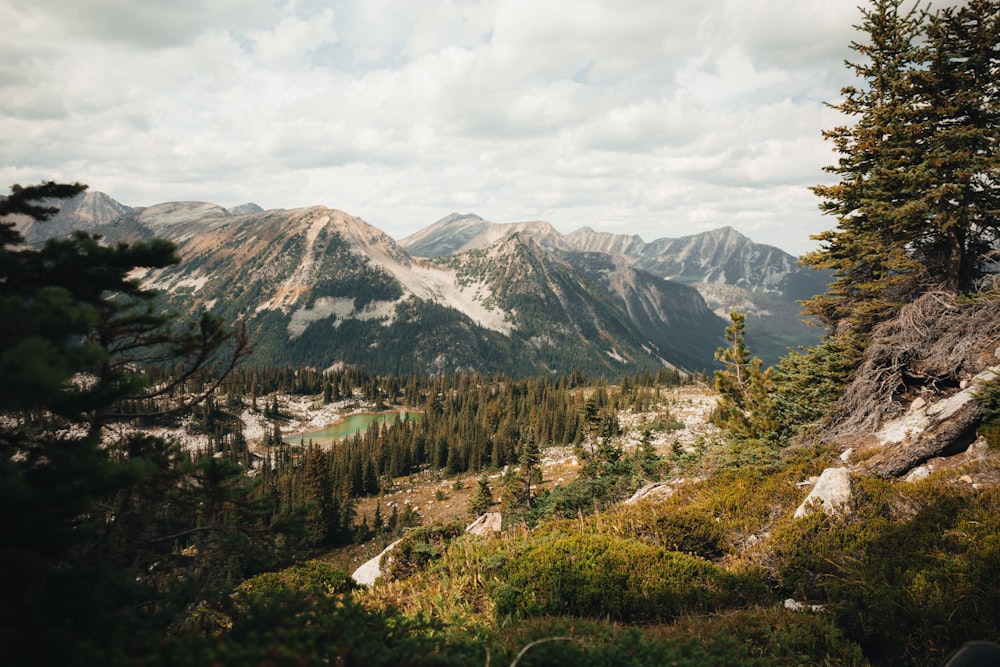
[21, 192, 825, 373]
[401, 213, 828, 362]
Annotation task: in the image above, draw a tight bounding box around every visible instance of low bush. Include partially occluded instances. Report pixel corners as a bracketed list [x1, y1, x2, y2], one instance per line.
[479, 609, 865, 666]
[772, 478, 1000, 665]
[139, 591, 479, 667]
[488, 532, 768, 621]
[382, 520, 466, 581]
[604, 501, 729, 560]
[527, 473, 639, 524]
[659, 607, 867, 666]
[236, 559, 358, 600]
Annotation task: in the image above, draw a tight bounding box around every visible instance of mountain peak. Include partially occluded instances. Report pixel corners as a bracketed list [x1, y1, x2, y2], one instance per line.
[399, 217, 566, 258]
[58, 190, 132, 225]
[227, 202, 265, 216]
[437, 212, 484, 224]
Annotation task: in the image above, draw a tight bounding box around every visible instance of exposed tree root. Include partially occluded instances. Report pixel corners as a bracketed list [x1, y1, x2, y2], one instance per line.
[830, 291, 1000, 439]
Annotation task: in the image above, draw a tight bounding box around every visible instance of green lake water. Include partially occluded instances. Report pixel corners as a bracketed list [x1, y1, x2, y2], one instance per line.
[285, 411, 419, 446]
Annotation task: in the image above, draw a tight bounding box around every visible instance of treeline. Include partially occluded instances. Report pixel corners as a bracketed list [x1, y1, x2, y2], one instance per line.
[175, 366, 687, 549]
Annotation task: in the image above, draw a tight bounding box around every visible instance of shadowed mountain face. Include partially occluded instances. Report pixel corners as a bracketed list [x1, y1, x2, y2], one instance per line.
[20, 193, 823, 374]
[403, 215, 829, 364]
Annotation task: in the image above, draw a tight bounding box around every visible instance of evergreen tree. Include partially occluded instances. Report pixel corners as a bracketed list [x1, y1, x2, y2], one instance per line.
[470, 474, 493, 517]
[301, 445, 337, 546]
[905, 0, 1000, 293]
[0, 182, 276, 664]
[515, 427, 540, 509]
[803, 0, 927, 335]
[804, 0, 999, 334]
[713, 313, 771, 438]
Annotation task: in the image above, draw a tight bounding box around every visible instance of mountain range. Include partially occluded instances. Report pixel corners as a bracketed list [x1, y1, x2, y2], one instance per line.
[18, 191, 828, 375]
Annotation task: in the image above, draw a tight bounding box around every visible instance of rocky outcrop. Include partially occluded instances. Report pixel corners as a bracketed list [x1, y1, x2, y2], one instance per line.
[465, 512, 502, 536]
[860, 368, 998, 478]
[624, 481, 683, 504]
[794, 467, 852, 519]
[351, 539, 402, 586]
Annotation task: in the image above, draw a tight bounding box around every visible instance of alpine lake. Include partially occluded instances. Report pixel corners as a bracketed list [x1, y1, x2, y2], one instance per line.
[284, 411, 420, 447]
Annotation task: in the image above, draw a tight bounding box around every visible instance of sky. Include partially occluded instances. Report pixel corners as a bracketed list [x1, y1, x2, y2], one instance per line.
[2, 1, 893, 256]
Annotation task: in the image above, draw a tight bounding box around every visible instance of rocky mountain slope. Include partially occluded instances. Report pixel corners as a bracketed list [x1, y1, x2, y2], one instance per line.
[402, 215, 829, 363]
[24, 192, 829, 374]
[24, 192, 723, 375]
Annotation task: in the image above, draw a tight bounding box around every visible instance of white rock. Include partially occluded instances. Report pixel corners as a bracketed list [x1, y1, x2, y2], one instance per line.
[878, 410, 929, 446]
[465, 512, 502, 536]
[904, 465, 930, 482]
[351, 539, 402, 586]
[795, 476, 819, 488]
[624, 481, 678, 504]
[839, 448, 853, 463]
[784, 598, 824, 612]
[794, 467, 852, 519]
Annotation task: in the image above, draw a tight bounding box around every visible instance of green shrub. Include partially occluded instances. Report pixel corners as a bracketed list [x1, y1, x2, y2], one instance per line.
[137, 591, 479, 667]
[661, 607, 867, 666]
[772, 479, 1000, 665]
[485, 617, 718, 667]
[605, 502, 729, 560]
[974, 378, 1000, 448]
[382, 520, 465, 581]
[488, 532, 767, 621]
[481, 610, 865, 667]
[527, 473, 638, 524]
[237, 560, 358, 600]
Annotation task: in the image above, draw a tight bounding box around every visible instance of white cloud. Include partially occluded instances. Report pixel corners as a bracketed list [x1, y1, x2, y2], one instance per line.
[0, 0, 909, 256]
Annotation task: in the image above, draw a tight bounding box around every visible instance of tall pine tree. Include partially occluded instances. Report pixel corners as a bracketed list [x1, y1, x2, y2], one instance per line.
[804, 0, 1000, 334]
[906, 0, 1000, 293]
[803, 0, 927, 335]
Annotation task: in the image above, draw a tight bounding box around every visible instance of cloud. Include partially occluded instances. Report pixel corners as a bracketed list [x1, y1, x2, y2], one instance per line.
[0, 0, 889, 256]
[6, 0, 277, 49]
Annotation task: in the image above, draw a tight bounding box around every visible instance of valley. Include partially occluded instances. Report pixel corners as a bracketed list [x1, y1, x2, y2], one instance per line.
[6, 164, 1000, 665]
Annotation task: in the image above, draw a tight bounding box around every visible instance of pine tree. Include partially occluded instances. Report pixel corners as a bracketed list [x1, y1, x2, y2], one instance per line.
[905, 0, 1000, 293]
[470, 474, 493, 517]
[515, 427, 540, 509]
[713, 312, 771, 437]
[804, 0, 1000, 334]
[803, 0, 927, 335]
[0, 182, 268, 663]
[301, 445, 337, 546]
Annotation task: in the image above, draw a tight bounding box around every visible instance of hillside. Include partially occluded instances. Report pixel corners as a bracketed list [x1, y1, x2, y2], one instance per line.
[403, 214, 828, 364]
[22, 192, 739, 374]
[330, 296, 1000, 666]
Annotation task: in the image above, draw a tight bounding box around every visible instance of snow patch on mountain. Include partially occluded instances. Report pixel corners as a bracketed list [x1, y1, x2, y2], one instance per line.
[287, 297, 398, 338]
[139, 267, 210, 294]
[350, 220, 513, 334]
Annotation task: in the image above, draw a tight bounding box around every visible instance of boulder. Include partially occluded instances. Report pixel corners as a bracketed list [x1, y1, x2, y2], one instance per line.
[794, 467, 852, 519]
[624, 481, 679, 504]
[351, 539, 401, 586]
[465, 512, 502, 536]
